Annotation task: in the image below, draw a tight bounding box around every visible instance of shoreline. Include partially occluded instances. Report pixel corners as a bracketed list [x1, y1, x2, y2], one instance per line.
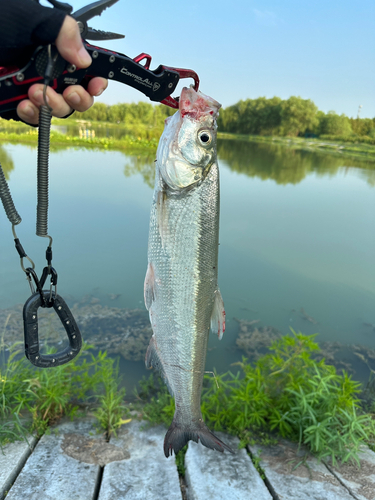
[217, 132, 375, 162]
[0, 118, 374, 161]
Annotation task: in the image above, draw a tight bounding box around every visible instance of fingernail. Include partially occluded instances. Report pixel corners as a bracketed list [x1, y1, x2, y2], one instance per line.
[67, 92, 81, 105]
[78, 46, 92, 67]
[33, 89, 48, 103]
[23, 106, 35, 119]
[95, 89, 104, 97]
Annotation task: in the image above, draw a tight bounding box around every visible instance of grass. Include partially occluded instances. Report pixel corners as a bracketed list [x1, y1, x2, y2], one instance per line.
[0, 128, 158, 153]
[0, 341, 130, 445]
[0, 117, 160, 153]
[136, 331, 375, 466]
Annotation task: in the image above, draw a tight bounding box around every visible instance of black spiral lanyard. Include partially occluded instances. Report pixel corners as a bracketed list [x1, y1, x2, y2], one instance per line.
[0, 46, 82, 367]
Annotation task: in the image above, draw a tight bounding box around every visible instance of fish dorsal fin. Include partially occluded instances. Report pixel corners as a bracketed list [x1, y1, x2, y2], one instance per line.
[145, 337, 174, 396]
[210, 289, 225, 339]
[144, 262, 155, 310]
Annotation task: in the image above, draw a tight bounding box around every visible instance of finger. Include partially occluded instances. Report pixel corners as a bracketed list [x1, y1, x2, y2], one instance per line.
[28, 84, 72, 118]
[55, 16, 91, 68]
[87, 77, 108, 97]
[17, 100, 40, 125]
[63, 85, 94, 112]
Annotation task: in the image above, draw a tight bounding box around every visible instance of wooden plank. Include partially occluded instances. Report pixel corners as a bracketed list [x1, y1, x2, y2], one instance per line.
[0, 436, 38, 500]
[249, 439, 355, 500]
[5, 418, 104, 500]
[324, 446, 375, 500]
[98, 420, 182, 500]
[185, 432, 272, 500]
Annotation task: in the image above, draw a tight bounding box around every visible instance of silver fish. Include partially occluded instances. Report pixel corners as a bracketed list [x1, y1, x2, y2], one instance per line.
[144, 87, 232, 457]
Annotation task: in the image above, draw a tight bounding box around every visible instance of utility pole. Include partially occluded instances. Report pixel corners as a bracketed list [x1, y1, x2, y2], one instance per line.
[357, 104, 362, 119]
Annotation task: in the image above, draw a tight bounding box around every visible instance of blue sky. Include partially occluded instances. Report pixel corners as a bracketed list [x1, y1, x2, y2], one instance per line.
[61, 0, 375, 117]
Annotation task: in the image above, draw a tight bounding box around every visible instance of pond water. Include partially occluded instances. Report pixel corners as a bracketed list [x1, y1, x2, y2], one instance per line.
[0, 139, 374, 392]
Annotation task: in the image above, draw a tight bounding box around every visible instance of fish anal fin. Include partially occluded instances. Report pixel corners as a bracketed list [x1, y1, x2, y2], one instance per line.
[164, 417, 234, 458]
[210, 289, 225, 339]
[144, 262, 155, 311]
[145, 337, 173, 396]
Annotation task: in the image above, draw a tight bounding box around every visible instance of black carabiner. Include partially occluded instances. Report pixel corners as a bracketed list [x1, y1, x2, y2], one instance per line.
[23, 290, 82, 368]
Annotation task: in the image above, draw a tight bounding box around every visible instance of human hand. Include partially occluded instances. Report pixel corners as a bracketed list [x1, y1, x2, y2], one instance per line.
[17, 16, 107, 125]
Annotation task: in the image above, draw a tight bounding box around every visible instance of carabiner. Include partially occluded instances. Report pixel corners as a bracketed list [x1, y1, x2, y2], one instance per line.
[39, 265, 58, 304]
[25, 267, 45, 304]
[23, 291, 82, 368]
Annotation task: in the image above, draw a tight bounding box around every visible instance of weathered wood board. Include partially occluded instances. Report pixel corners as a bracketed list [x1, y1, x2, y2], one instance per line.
[185, 432, 272, 500]
[249, 439, 356, 500]
[2, 418, 372, 500]
[98, 420, 182, 500]
[0, 435, 38, 500]
[4, 419, 103, 500]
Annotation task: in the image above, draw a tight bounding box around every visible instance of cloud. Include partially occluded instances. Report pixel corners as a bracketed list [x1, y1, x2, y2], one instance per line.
[253, 9, 278, 27]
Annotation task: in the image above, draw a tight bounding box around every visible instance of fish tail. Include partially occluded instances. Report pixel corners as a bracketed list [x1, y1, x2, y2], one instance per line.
[163, 418, 234, 458]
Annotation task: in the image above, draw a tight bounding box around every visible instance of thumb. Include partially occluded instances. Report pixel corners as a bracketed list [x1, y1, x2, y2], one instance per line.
[55, 16, 92, 68]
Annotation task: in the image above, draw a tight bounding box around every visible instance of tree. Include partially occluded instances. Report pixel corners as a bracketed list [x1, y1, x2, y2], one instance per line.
[320, 111, 352, 136]
[349, 117, 375, 136]
[279, 97, 319, 136]
[80, 102, 108, 121]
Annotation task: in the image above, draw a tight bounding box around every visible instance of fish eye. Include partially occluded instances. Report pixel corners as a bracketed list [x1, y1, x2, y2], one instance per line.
[198, 130, 212, 146]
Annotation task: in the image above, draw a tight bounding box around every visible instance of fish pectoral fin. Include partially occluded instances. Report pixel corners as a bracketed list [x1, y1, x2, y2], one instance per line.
[210, 289, 225, 340]
[144, 262, 156, 310]
[145, 337, 173, 396]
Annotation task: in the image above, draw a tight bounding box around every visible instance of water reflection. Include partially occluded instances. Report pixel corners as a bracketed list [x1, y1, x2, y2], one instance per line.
[217, 139, 375, 186]
[0, 145, 14, 179]
[123, 154, 156, 188]
[111, 138, 375, 189]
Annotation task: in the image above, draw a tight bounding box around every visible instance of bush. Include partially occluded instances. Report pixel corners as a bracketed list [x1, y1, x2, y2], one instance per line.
[201, 331, 374, 465]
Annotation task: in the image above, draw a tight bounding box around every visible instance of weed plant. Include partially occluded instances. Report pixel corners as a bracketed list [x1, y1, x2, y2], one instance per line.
[0, 340, 128, 445]
[137, 373, 175, 426]
[92, 357, 129, 438]
[139, 331, 375, 465]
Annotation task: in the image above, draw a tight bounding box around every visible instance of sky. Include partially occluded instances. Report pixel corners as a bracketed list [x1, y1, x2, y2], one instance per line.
[48, 0, 375, 117]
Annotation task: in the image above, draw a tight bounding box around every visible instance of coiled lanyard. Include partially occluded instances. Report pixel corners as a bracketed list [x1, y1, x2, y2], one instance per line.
[0, 46, 82, 367]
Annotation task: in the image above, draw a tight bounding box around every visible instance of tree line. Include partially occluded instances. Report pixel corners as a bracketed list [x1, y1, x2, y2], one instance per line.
[78, 98, 375, 140]
[217, 96, 375, 139]
[80, 102, 174, 126]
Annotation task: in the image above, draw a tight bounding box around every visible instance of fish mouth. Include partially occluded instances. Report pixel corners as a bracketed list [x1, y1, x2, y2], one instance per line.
[179, 87, 221, 120]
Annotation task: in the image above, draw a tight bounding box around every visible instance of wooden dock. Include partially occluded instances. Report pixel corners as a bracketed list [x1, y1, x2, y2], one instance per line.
[1, 418, 374, 500]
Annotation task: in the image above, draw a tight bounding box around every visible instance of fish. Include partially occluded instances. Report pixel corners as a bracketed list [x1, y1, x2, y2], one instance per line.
[144, 87, 233, 458]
